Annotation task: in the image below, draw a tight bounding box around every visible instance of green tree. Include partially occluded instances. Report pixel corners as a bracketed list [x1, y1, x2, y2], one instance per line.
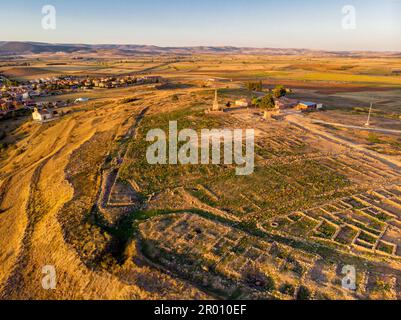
[252, 97, 261, 107]
[259, 94, 276, 110]
[273, 85, 287, 99]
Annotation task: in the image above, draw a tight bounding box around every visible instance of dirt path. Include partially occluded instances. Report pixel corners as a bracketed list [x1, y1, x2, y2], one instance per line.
[286, 114, 401, 169]
[311, 119, 401, 134]
[178, 187, 241, 223]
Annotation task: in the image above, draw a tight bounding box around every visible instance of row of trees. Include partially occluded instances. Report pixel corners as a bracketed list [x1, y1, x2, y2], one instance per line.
[245, 81, 263, 92]
[245, 82, 288, 97]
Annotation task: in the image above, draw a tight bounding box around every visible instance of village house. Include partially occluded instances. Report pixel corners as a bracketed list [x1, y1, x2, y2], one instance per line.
[24, 100, 36, 108]
[0, 75, 165, 120]
[296, 101, 318, 112]
[32, 108, 54, 122]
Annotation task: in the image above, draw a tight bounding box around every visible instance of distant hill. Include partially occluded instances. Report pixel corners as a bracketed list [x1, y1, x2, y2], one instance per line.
[0, 42, 91, 55]
[0, 41, 400, 57]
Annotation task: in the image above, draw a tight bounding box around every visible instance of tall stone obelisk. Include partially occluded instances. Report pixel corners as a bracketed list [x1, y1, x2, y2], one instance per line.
[212, 89, 220, 111]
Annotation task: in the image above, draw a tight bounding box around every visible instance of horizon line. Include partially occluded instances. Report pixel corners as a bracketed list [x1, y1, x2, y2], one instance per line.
[1, 40, 401, 54]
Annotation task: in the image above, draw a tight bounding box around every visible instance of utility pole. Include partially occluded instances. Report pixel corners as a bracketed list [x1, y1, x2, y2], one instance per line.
[365, 102, 373, 127]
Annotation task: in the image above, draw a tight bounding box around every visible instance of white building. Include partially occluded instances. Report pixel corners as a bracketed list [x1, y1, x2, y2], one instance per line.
[235, 99, 250, 107]
[75, 97, 89, 103]
[32, 108, 53, 122]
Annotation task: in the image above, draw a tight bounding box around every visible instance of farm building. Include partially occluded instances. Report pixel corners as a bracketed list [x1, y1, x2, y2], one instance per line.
[275, 97, 298, 110]
[296, 101, 318, 112]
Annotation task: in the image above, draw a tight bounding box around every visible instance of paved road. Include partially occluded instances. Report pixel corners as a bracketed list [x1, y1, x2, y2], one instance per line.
[310, 119, 401, 134]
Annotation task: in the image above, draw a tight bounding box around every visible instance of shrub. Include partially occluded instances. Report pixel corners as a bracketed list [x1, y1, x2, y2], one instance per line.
[245, 81, 263, 92]
[273, 85, 287, 98]
[367, 133, 382, 144]
[280, 283, 295, 296]
[242, 265, 276, 292]
[121, 97, 140, 104]
[296, 285, 312, 300]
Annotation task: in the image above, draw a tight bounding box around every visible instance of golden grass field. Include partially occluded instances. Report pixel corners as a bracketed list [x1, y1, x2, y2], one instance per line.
[0, 53, 401, 300]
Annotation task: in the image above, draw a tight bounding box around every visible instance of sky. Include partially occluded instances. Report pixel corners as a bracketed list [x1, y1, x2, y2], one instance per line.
[0, 0, 400, 51]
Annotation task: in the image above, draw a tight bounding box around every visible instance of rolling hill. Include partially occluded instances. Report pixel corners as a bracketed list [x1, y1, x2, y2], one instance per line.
[1, 41, 400, 57]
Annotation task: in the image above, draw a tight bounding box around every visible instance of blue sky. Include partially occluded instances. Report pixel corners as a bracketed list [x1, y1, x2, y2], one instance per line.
[0, 0, 400, 51]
